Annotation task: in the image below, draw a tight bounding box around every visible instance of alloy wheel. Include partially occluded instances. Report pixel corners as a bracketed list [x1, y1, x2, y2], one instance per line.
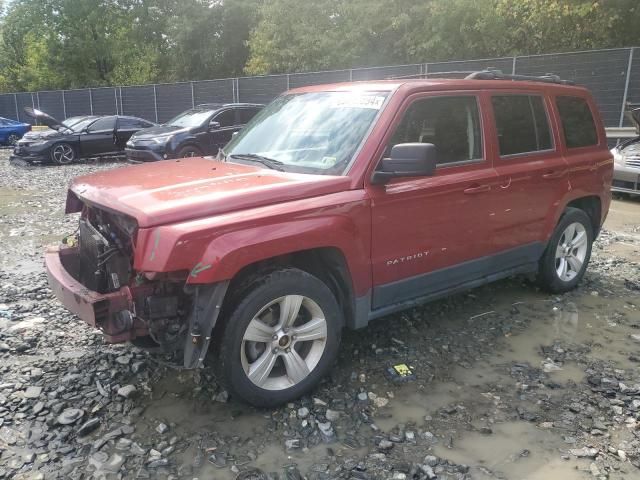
[7, 134, 19, 146]
[52, 144, 74, 164]
[240, 295, 328, 391]
[554, 222, 588, 282]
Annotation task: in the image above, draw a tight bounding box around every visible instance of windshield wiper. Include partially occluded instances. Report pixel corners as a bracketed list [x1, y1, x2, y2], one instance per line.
[228, 153, 285, 171]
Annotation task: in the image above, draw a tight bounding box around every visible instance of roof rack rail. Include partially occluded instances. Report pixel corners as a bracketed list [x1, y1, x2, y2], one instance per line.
[464, 69, 575, 85]
[389, 68, 574, 85]
[388, 71, 476, 79]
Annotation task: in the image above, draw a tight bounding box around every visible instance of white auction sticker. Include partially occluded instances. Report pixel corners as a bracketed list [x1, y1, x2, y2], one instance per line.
[331, 94, 386, 110]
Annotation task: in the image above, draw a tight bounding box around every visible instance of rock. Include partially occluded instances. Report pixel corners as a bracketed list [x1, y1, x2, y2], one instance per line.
[156, 423, 169, 434]
[630, 334, 640, 344]
[57, 408, 84, 425]
[77, 418, 101, 436]
[424, 455, 439, 467]
[215, 390, 229, 403]
[325, 409, 340, 421]
[23, 386, 43, 399]
[618, 450, 627, 461]
[285, 439, 301, 451]
[570, 447, 599, 458]
[317, 421, 336, 443]
[297, 407, 309, 419]
[117, 384, 137, 399]
[378, 439, 394, 451]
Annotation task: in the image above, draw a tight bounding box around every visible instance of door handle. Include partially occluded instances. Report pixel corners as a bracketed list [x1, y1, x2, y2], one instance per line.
[542, 170, 566, 179]
[464, 184, 491, 194]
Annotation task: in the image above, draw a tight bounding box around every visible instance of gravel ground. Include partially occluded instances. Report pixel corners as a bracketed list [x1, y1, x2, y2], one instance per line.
[1, 150, 639, 480]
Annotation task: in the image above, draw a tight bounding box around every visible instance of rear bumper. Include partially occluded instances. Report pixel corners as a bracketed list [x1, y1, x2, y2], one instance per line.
[612, 163, 640, 193]
[45, 245, 149, 343]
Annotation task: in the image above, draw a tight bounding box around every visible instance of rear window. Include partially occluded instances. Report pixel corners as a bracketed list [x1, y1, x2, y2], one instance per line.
[556, 96, 598, 148]
[492, 95, 552, 156]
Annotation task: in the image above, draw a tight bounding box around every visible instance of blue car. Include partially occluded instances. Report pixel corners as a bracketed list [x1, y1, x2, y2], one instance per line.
[0, 117, 31, 146]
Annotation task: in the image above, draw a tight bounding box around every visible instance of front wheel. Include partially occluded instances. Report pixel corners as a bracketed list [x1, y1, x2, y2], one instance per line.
[176, 145, 202, 158]
[7, 134, 20, 146]
[537, 208, 593, 293]
[215, 268, 342, 407]
[50, 143, 76, 165]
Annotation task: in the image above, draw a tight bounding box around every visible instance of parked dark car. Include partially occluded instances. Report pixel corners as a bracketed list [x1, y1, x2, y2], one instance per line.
[0, 117, 31, 146]
[125, 103, 263, 162]
[10, 108, 156, 165]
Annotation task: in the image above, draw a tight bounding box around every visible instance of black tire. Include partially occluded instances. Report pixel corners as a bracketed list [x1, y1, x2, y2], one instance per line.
[215, 268, 342, 407]
[537, 207, 593, 293]
[50, 143, 76, 165]
[176, 145, 202, 158]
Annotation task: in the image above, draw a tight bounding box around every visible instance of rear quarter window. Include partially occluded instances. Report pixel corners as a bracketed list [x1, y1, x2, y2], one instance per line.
[556, 96, 599, 148]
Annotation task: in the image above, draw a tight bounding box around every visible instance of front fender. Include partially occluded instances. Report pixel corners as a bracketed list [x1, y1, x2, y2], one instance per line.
[134, 191, 372, 296]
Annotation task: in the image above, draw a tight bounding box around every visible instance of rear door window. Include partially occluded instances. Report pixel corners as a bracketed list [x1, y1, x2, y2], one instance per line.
[556, 96, 598, 148]
[388, 95, 483, 165]
[492, 95, 552, 156]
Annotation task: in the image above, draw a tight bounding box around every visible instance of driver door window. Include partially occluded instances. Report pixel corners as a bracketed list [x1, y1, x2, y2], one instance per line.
[213, 110, 235, 128]
[388, 96, 483, 165]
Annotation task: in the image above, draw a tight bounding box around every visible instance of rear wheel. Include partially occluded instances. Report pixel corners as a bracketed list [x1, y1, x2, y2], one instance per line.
[537, 208, 593, 293]
[215, 268, 342, 407]
[176, 145, 202, 158]
[7, 134, 19, 146]
[50, 143, 76, 165]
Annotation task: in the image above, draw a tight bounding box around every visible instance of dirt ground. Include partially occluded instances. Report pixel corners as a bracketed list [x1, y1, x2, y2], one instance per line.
[0, 150, 639, 480]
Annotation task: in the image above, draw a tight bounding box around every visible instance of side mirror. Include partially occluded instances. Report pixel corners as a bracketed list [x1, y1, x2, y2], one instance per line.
[371, 143, 437, 185]
[209, 120, 221, 131]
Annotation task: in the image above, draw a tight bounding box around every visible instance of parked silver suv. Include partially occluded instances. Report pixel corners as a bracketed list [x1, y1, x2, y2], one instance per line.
[611, 106, 640, 195]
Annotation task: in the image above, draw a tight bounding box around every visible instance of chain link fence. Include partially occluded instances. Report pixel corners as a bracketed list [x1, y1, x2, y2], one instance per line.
[1, 47, 637, 127]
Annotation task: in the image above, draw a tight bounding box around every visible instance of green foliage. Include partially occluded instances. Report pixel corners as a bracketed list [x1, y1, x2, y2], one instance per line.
[0, 0, 638, 93]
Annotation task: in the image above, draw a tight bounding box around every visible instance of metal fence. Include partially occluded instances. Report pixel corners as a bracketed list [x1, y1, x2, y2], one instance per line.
[1, 47, 638, 127]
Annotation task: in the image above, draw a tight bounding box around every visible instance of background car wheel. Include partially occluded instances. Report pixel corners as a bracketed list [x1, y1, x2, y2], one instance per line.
[50, 143, 76, 165]
[215, 268, 343, 407]
[7, 134, 19, 146]
[176, 146, 202, 158]
[537, 207, 593, 293]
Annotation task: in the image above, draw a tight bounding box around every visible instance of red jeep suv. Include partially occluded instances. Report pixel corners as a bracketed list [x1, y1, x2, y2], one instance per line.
[45, 72, 613, 406]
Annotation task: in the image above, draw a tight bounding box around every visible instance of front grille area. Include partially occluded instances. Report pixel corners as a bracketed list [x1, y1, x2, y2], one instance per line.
[78, 219, 131, 293]
[612, 179, 638, 191]
[625, 157, 640, 169]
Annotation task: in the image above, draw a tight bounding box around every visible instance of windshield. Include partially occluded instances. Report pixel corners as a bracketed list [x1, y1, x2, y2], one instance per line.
[62, 116, 85, 128]
[224, 91, 388, 175]
[167, 109, 214, 128]
[69, 118, 96, 132]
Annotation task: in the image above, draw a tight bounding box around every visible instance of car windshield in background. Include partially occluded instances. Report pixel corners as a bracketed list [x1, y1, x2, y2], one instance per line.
[69, 118, 96, 132]
[167, 109, 213, 128]
[224, 91, 388, 175]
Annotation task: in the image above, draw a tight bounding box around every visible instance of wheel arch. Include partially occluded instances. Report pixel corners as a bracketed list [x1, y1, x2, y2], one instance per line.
[224, 247, 355, 329]
[565, 195, 602, 237]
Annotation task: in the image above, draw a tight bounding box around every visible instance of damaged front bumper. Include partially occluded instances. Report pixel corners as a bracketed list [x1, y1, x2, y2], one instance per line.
[44, 245, 151, 343]
[45, 244, 229, 369]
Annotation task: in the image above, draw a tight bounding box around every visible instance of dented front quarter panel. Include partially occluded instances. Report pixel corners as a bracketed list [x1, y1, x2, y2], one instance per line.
[134, 189, 373, 296]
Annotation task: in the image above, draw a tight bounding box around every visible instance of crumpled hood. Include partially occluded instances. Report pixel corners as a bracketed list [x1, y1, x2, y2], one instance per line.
[22, 129, 66, 141]
[68, 158, 351, 228]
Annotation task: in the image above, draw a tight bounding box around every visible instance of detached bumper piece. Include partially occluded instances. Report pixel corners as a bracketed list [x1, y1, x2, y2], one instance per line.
[45, 245, 150, 343]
